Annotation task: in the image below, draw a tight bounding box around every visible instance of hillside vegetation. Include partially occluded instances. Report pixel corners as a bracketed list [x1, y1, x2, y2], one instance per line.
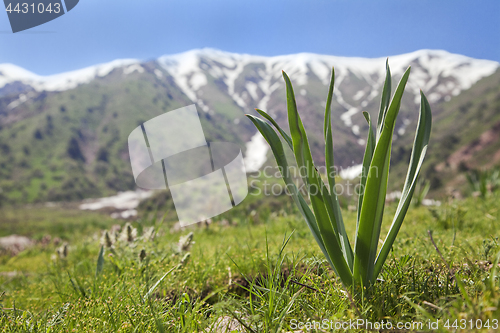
[0, 50, 498, 204]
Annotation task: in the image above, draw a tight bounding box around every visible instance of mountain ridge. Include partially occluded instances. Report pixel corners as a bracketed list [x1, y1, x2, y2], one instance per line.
[0, 48, 498, 203]
[2, 48, 497, 100]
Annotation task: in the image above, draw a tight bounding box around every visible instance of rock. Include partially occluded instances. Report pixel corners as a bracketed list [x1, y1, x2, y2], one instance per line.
[40, 234, 52, 246]
[208, 316, 245, 332]
[0, 235, 33, 255]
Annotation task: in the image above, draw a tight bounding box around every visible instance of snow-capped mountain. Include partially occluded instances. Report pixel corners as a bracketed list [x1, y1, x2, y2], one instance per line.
[156, 48, 498, 171]
[3, 48, 497, 115]
[0, 59, 140, 93]
[0, 48, 498, 202]
[159, 48, 498, 109]
[3, 48, 497, 132]
[157, 48, 497, 125]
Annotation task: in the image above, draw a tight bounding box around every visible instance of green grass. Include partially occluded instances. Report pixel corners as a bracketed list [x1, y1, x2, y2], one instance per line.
[0, 190, 499, 332]
[0, 205, 117, 240]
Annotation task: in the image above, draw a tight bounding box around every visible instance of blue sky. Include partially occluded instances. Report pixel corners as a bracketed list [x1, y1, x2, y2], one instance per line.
[0, 0, 499, 75]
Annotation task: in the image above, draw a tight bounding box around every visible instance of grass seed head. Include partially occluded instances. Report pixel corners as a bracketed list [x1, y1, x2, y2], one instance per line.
[101, 230, 114, 248]
[139, 248, 147, 262]
[120, 222, 137, 243]
[178, 232, 194, 252]
[56, 242, 69, 259]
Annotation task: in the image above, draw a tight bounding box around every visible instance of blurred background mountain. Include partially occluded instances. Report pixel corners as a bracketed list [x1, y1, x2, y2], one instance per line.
[0, 48, 498, 204]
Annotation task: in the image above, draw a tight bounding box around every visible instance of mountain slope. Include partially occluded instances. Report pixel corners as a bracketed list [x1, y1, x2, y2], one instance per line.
[0, 62, 254, 203]
[0, 49, 498, 203]
[423, 68, 500, 195]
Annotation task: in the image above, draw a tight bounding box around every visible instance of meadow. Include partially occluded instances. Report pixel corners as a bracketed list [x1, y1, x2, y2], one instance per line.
[0, 187, 499, 332]
[1, 64, 499, 333]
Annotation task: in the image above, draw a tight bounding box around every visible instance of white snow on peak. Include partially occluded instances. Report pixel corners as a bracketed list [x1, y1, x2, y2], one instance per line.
[7, 91, 36, 110]
[4, 47, 495, 116]
[190, 72, 207, 90]
[123, 64, 145, 75]
[156, 49, 498, 145]
[0, 64, 38, 86]
[387, 49, 499, 102]
[159, 48, 260, 108]
[158, 50, 205, 101]
[0, 59, 139, 92]
[3, 48, 497, 102]
[2, 48, 498, 173]
[154, 69, 163, 79]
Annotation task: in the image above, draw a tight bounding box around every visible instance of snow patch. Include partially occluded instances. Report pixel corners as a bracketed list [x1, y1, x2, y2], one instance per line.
[111, 210, 138, 219]
[309, 60, 330, 85]
[257, 81, 280, 111]
[422, 199, 441, 207]
[244, 131, 269, 172]
[2, 48, 498, 136]
[123, 64, 144, 75]
[340, 107, 360, 127]
[246, 81, 259, 100]
[79, 190, 153, 211]
[386, 191, 402, 201]
[353, 90, 365, 101]
[339, 164, 363, 180]
[223, 58, 247, 108]
[190, 72, 207, 90]
[8, 92, 35, 110]
[154, 69, 163, 78]
[352, 125, 360, 135]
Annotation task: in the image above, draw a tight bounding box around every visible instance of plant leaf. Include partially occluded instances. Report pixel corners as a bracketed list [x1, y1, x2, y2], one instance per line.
[377, 59, 392, 141]
[324, 68, 353, 269]
[93, 246, 105, 295]
[143, 266, 176, 301]
[357, 112, 375, 229]
[283, 71, 352, 285]
[96, 246, 104, 278]
[245, 115, 335, 269]
[373, 91, 432, 278]
[255, 108, 293, 151]
[255, 106, 344, 261]
[353, 66, 411, 286]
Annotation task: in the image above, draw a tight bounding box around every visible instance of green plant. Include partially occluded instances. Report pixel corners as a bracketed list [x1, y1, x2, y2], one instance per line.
[466, 166, 500, 198]
[246, 62, 431, 290]
[428, 203, 467, 232]
[413, 179, 430, 207]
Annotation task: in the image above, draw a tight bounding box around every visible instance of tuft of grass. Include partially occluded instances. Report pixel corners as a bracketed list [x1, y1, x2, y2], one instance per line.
[467, 166, 500, 198]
